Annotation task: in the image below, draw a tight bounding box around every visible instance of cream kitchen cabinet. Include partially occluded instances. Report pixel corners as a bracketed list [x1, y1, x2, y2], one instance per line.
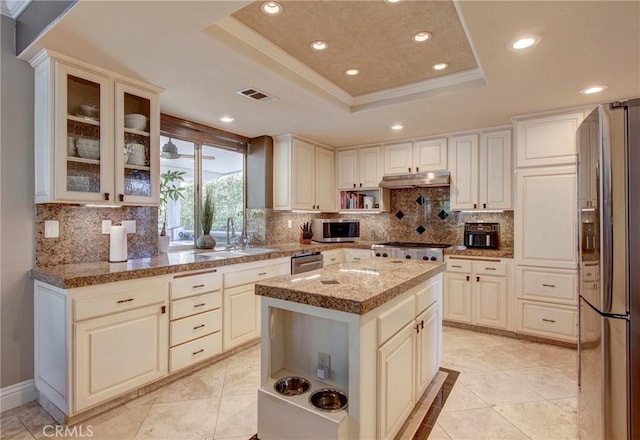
[30, 49, 161, 205]
[273, 134, 335, 212]
[382, 138, 447, 175]
[336, 146, 382, 189]
[344, 248, 373, 263]
[449, 130, 512, 210]
[322, 249, 345, 266]
[35, 276, 169, 416]
[514, 110, 586, 167]
[514, 165, 578, 269]
[169, 270, 223, 372]
[443, 257, 511, 330]
[222, 258, 289, 350]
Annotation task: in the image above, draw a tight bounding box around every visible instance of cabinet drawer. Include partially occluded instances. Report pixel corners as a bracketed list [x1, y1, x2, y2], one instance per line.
[474, 261, 507, 277]
[169, 332, 222, 372]
[170, 291, 221, 320]
[170, 309, 222, 347]
[378, 295, 416, 346]
[516, 300, 577, 341]
[74, 285, 167, 321]
[416, 274, 442, 315]
[170, 270, 222, 300]
[582, 263, 599, 282]
[446, 259, 472, 273]
[517, 267, 577, 303]
[224, 263, 289, 288]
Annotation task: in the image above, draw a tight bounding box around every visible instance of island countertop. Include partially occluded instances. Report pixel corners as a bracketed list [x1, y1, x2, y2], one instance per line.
[255, 258, 445, 315]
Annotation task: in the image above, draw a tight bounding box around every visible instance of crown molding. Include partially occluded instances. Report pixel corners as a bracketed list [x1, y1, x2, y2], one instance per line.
[1, 0, 30, 19]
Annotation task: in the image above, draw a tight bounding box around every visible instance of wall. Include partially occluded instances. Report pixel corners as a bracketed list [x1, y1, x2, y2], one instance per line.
[255, 187, 513, 248]
[35, 205, 158, 266]
[1, 14, 36, 388]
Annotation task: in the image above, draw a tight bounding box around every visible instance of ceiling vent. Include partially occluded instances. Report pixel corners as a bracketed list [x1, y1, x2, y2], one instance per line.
[236, 87, 278, 103]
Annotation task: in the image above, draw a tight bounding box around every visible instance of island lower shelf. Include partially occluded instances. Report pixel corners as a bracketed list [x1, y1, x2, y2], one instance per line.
[255, 259, 444, 440]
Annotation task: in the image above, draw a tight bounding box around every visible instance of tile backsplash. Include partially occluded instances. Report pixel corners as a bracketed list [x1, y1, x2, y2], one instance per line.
[36, 204, 158, 266]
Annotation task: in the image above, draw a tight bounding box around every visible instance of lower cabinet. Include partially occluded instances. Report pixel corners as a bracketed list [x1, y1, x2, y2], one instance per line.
[223, 284, 261, 350]
[415, 302, 439, 398]
[344, 248, 373, 263]
[74, 304, 168, 411]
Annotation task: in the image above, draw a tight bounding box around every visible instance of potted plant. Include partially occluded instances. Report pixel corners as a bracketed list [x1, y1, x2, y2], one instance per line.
[197, 192, 216, 249]
[159, 170, 186, 253]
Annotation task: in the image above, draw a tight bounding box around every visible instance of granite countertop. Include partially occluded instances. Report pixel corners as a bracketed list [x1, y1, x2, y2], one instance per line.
[255, 258, 446, 315]
[444, 246, 514, 259]
[32, 241, 376, 289]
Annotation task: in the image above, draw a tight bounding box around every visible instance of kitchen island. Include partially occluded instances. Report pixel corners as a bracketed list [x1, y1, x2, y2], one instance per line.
[254, 258, 445, 440]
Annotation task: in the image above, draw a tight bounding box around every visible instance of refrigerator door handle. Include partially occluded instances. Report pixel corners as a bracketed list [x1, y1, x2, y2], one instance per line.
[600, 112, 614, 313]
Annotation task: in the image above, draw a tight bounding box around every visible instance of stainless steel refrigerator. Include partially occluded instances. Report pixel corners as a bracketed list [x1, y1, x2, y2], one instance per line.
[578, 98, 639, 440]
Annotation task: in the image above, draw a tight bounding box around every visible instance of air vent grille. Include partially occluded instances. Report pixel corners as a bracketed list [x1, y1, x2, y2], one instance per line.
[236, 87, 278, 103]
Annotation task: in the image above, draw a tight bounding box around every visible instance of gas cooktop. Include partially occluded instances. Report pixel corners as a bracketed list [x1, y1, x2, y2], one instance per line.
[370, 242, 452, 261]
[372, 242, 452, 249]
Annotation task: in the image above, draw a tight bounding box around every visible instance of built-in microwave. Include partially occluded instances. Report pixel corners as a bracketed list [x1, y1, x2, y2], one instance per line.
[312, 219, 360, 243]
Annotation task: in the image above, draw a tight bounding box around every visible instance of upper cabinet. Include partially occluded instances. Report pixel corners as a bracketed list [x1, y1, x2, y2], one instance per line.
[383, 138, 447, 175]
[336, 146, 382, 189]
[514, 111, 585, 167]
[273, 134, 336, 212]
[449, 129, 512, 211]
[31, 50, 161, 205]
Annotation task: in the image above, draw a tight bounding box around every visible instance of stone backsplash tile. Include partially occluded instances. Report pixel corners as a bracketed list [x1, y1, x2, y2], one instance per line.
[36, 204, 158, 266]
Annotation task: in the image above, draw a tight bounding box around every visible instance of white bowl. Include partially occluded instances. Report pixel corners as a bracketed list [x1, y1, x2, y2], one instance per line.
[79, 104, 98, 117]
[124, 114, 148, 130]
[77, 138, 100, 160]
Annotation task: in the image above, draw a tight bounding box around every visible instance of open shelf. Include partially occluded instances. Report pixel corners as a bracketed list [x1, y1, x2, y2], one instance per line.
[67, 114, 100, 126]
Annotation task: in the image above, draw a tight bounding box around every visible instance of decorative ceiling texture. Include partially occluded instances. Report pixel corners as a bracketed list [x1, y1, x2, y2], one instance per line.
[231, 0, 478, 97]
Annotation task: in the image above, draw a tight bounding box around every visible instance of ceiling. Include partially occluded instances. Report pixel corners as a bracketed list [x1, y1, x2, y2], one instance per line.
[17, 1, 640, 148]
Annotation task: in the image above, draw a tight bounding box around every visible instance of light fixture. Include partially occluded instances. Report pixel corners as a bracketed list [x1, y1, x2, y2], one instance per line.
[432, 62, 448, 71]
[218, 116, 235, 123]
[511, 35, 540, 50]
[161, 138, 179, 159]
[261, 1, 282, 15]
[384, 0, 402, 3]
[310, 41, 328, 51]
[391, 124, 404, 130]
[412, 31, 431, 43]
[580, 85, 608, 95]
[345, 68, 360, 76]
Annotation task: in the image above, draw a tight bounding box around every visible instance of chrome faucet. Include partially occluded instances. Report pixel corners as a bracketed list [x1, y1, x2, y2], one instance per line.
[225, 217, 236, 251]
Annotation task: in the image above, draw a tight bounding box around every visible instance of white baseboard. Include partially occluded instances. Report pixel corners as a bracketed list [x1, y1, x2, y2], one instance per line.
[0, 379, 36, 413]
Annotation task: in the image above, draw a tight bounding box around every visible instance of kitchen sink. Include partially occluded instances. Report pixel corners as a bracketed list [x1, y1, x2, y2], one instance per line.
[235, 247, 280, 254]
[195, 247, 280, 259]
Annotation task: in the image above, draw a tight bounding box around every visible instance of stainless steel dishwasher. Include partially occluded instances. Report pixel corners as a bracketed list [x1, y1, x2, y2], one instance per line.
[291, 251, 324, 274]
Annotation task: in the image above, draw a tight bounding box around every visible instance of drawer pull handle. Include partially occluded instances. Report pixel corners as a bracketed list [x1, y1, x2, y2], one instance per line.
[192, 349, 205, 356]
[415, 323, 421, 334]
[420, 320, 424, 329]
[485, 267, 497, 271]
[542, 318, 556, 323]
[542, 284, 556, 288]
[258, 272, 267, 276]
[353, 257, 361, 261]
[193, 284, 205, 288]
[117, 298, 134, 304]
[193, 303, 206, 308]
[451, 265, 462, 268]
[193, 324, 205, 330]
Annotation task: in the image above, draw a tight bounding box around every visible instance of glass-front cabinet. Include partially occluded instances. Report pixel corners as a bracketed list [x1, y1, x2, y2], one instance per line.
[31, 49, 161, 205]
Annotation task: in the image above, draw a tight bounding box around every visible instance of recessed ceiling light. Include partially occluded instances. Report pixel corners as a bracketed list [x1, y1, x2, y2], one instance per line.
[391, 124, 404, 130]
[384, 0, 402, 3]
[261, 1, 282, 15]
[432, 62, 448, 71]
[580, 85, 608, 95]
[345, 68, 360, 76]
[310, 41, 328, 51]
[218, 116, 235, 123]
[412, 32, 432, 43]
[511, 35, 540, 50]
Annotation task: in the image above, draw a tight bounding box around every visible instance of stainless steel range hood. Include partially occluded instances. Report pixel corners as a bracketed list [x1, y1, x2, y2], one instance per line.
[379, 170, 450, 189]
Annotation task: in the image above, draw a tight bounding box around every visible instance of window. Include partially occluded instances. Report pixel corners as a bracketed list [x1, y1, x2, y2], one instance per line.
[160, 115, 248, 249]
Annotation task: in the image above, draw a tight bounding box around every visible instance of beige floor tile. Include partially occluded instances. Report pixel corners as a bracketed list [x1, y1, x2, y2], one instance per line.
[15, 404, 57, 440]
[427, 423, 452, 440]
[0, 415, 36, 440]
[550, 397, 578, 416]
[213, 395, 257, 439]
[135, 399, 220, 439]
[458, 370, 546, 406]
[494, 400, 579, 440]
[222, 364, 260, 397]
[436, 407, 529, 439]
[506, 367, 578, 400]
[81, 405, 151, 440]
[441, 382, 488, 412]
[468, 345, 535, 370]
[1, 403, 41, 423]
[442, 348, 498, 373]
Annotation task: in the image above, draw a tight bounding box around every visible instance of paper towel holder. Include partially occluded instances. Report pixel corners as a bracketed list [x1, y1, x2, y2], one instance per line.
[109, 223, 128, 263]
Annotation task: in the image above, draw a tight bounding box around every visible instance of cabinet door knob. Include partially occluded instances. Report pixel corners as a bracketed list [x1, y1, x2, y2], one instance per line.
[466, 275, 470, 281]
[415, 323, 421, 334]
[353, 183, 356, 188]
[359, 183, 362, 187]
[416, 167, 419, 172]
[420, 320, 424, 329]
[476, 276, 480, 282]
[483, 203, 487, 209]
[473, 203, 477, 209]
[104, 192, 110, 201]
[119, 194, 125, 202]
[408, 167, 412, 172]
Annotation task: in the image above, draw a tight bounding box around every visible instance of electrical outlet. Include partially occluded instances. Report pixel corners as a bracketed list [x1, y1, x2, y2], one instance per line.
[318, 352, 331, 373]
[287, 219, 292, 229]
[121, 220, 136, 234]
[101, 220, 112, 234]
[44, 220, 59, 238]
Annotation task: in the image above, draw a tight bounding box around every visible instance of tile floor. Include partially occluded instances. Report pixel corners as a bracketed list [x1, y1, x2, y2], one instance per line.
[0, 326, 578, 440]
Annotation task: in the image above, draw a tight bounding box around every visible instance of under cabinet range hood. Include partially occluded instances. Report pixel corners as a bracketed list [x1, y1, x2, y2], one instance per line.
[379, 170, 450, 189]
